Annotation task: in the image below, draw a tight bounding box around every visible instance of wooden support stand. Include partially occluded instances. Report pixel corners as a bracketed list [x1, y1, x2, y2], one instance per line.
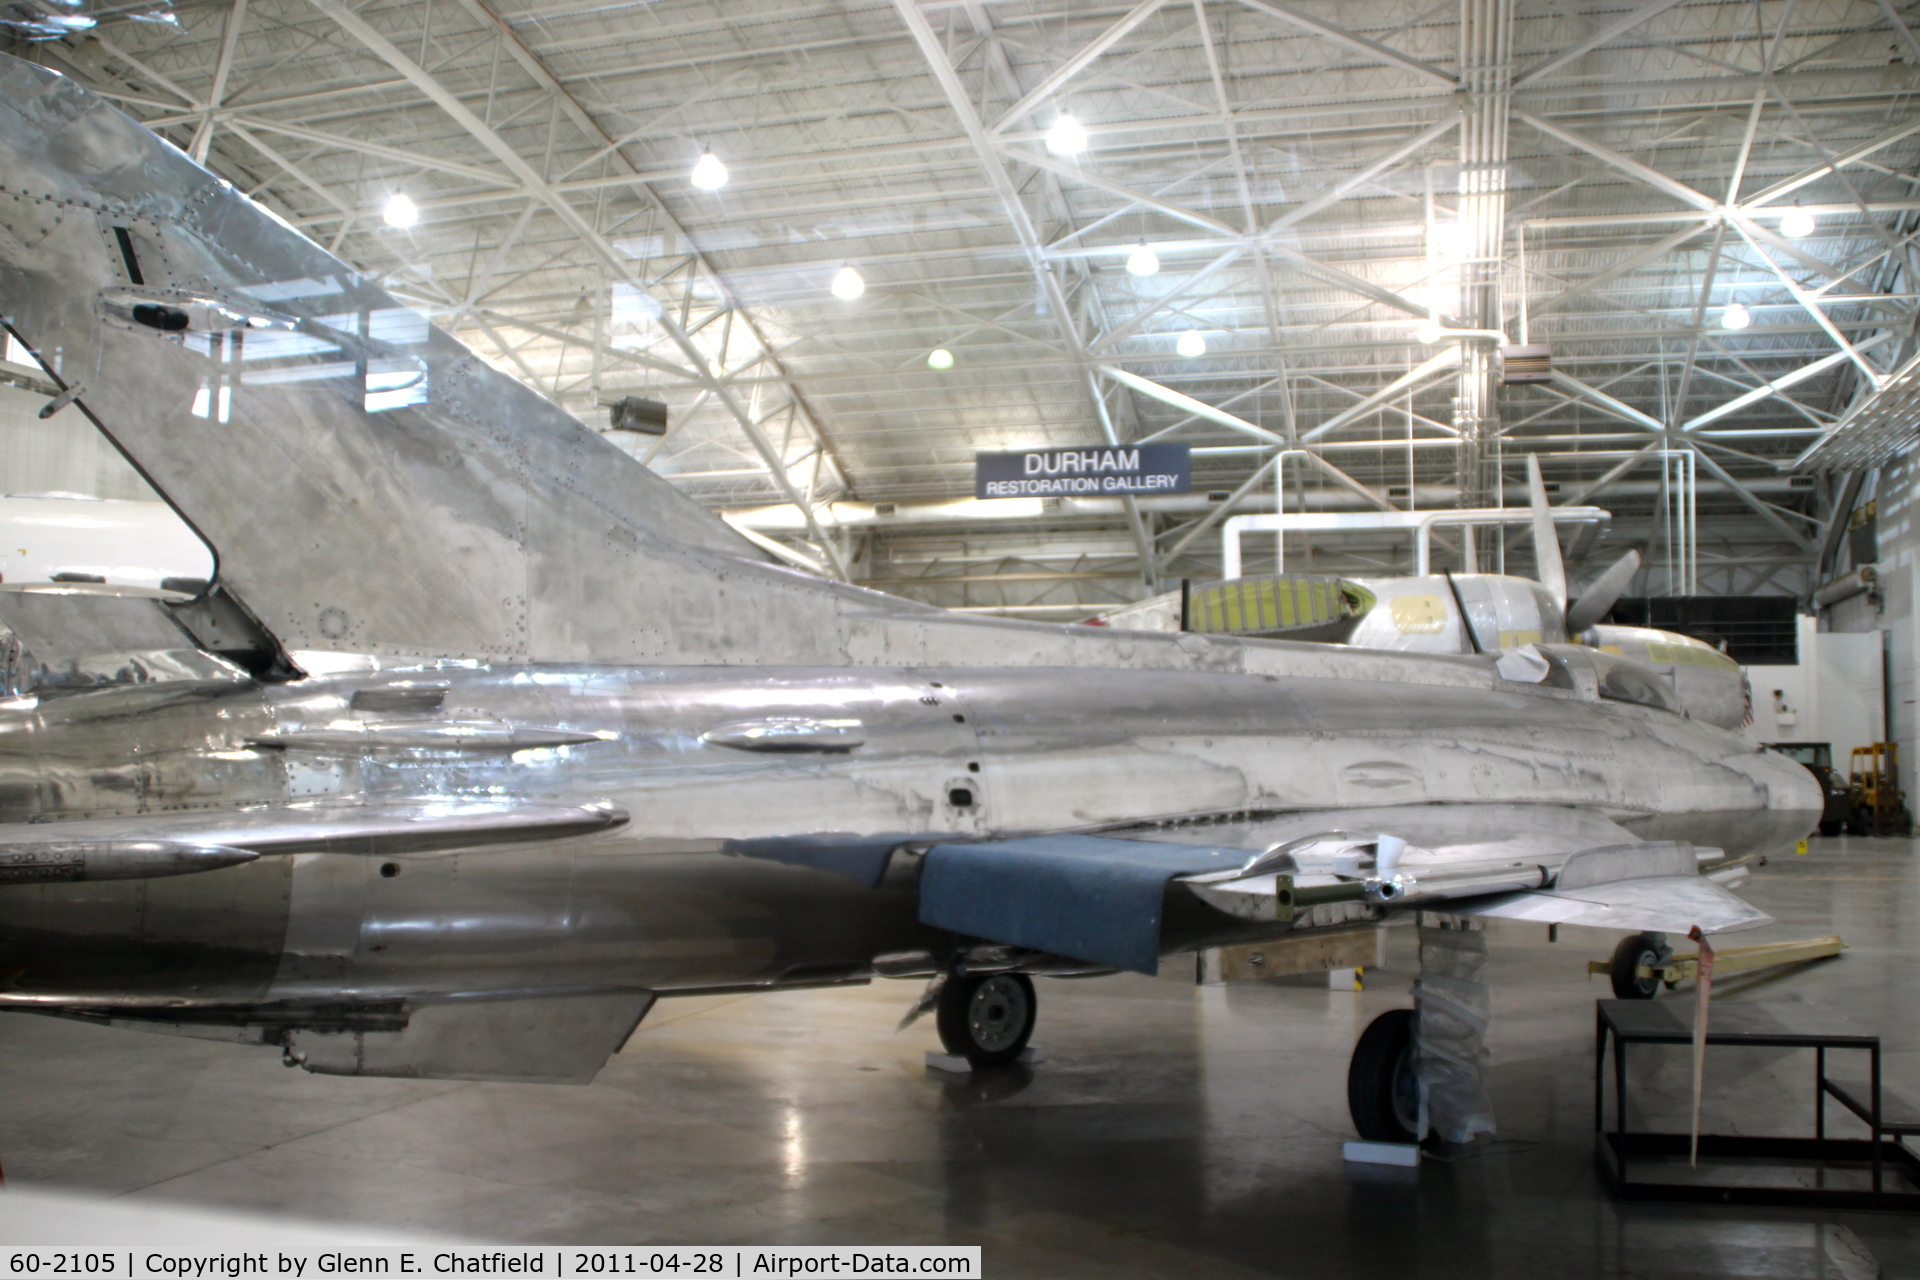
[1586, 935, 1846, 988]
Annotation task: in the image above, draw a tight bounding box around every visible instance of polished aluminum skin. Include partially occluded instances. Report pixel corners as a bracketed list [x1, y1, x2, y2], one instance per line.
[0, 56, 1819, 1083]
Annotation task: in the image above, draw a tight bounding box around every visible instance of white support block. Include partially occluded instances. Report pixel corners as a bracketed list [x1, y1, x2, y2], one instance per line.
[924, 1045, 1045, 1074]
[1342, 1140, 1421, 1167]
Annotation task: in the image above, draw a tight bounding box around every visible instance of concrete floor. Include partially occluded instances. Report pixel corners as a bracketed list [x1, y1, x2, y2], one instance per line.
[3, 836, 1918, 1276]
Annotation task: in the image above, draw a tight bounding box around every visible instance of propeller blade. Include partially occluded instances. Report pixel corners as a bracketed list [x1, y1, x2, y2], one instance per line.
[1527, 454, 1568, 607]
[1565, 549, 1642, 635]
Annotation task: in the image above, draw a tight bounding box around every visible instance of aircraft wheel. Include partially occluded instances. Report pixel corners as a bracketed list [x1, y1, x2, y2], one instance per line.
[1818, 821, 1842, 838]
[1608, 932, 1665, 999]
[937, 971, 1035, 1068]
[1348, 1008, 1421, 1144]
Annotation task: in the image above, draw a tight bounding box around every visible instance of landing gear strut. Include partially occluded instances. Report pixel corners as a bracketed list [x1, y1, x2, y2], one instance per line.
[1608, 931, 1671, 999]
[936, 971, 1036, 1068]
[1347, 1008, 1421, 1144]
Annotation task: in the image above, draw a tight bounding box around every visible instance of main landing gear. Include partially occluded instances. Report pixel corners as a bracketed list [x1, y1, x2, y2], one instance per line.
[1348, 1008, 1421, 1144]
[936, 971, 1037, 1067]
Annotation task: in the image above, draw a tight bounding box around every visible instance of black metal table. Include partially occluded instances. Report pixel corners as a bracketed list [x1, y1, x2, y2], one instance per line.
[1595, 998, 1920, 1209]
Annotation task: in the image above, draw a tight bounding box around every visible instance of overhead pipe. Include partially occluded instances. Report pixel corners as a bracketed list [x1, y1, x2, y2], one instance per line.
[721, 478, 1813, 532]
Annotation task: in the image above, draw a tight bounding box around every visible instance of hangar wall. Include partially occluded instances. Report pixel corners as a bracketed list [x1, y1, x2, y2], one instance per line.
[0, 382, 154, 503]
[1818, 454, 1915, 801]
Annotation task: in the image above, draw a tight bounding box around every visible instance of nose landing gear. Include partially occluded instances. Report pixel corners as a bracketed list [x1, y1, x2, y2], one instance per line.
[1608, 931, 1672, 999]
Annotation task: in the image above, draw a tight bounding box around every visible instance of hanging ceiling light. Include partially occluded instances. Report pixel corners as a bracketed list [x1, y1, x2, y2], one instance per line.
[1779, 207, 1815, 239]
[1125, 243, 1160, 276]
[1721, 302, 1752, 330]
[830, 265, 866, 300]
[1175, 330, 1207, 358]
[1045, 113, 1088, 156]
[1415, 320, 1443, 345]
[690, 151, 729, 191]
[927, 348, 954, 370]
[381, 192, 418, 229]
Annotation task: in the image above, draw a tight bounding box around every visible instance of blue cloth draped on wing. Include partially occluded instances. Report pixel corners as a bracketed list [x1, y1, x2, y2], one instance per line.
[920, 834, 1249, 974]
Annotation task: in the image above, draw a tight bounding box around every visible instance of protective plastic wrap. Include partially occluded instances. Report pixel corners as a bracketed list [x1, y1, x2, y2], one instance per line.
[1414, 920, 1497, 1143]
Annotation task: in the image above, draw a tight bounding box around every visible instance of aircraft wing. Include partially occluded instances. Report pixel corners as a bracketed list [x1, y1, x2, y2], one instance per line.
[1452, 873, 1767, 935]
[922, 804, 1770, 974]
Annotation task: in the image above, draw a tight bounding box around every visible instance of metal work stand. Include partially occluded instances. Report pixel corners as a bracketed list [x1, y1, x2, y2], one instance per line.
[1595, 999, 1920, 1209]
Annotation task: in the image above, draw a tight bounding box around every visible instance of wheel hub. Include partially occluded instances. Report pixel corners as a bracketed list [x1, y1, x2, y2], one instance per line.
[967, 975, 1029, 1053]
[1390, 1044, 1421, 1136]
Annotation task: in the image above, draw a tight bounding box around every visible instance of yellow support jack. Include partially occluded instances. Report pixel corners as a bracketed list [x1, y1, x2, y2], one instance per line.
[1587, 935, 1847, 998]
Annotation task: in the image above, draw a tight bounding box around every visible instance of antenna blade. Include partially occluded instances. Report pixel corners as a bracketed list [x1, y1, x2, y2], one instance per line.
[1566, 549, 1642, 635]
[1527, 454, 1568, 606]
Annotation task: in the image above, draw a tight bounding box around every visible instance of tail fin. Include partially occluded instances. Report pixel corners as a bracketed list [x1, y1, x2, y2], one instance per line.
[0, 56, 848, 666]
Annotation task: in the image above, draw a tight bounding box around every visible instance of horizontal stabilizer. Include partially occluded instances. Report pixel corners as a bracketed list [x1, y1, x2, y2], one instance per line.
[285, 990, 654, 1083]
[0, 798, 626, 858]
[0, 592, 245, 693]
[248, 722, 603, 753]
[0, 839, 255, 884]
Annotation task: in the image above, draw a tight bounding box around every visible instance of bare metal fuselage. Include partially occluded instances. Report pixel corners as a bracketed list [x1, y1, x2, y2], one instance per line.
[0, 650, 1816, 1011]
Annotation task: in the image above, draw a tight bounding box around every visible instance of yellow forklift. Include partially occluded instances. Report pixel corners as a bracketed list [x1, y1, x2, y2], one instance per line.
[1846, 742, 1912, 836]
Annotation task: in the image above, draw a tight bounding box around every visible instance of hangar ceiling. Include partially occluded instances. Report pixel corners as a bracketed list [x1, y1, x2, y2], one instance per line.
[9, 0, 1920, 614]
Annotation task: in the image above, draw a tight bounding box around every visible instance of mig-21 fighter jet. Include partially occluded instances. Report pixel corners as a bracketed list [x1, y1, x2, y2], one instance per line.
[0, 55, 1817, 1145]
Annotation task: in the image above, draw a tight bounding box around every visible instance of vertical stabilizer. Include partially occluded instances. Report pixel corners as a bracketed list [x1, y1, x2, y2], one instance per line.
[0, 56, 869, 665]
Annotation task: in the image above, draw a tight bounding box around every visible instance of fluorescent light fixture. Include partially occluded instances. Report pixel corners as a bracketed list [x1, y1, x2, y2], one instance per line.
[1045, 114, 1088, 156]
[1125, 244, 1160, 276]
[381, 193, 418, 228]
[927, 348, 954, 370]
[1779, 208, 1815, 239]
[830, 265, 866, 300]
[690, 151, 729, 191]
[1415, 321, 1443, 344]
[1721, 302, 1752, 330]
[1175, 331, 1207, 358]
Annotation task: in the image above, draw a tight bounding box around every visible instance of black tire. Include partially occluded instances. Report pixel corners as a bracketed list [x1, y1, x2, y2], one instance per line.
[936, 972, 1036, 1068]
[1818, 820, 1842, 838]
[1348, 1008, 1421, 1144]
[1609, 932, 1665, 999]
